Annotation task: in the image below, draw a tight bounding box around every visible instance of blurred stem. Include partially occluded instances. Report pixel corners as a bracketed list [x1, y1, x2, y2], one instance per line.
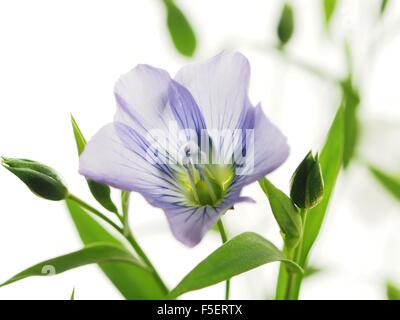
[217, 219, 230, 300]
[251, 43, 340, 85]
[281, 209, 308, 300]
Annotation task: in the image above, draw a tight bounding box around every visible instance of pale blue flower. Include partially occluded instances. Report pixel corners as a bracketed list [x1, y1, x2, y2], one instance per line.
[79, 52, 289, 247]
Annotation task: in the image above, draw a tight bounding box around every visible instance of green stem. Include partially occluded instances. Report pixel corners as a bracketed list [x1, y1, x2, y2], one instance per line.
[125, 231, 168, 294]
[67, 194, 123, 234]
[68, 193, 168, 294]
[120, 190, 168, 294]
[217, 219, 230, 300]
[281, 209, 308, 300]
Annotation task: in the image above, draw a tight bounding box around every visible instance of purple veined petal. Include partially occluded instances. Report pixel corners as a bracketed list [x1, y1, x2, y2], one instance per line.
[113, 64, 183, 161]
[114, 64, 173, 134]
[236, 104, 289, 184]
[174, 51, 251, 131]
[163, 185, 254, 247]
[167, 80, 207, 135]
[79, 123, 186, 207]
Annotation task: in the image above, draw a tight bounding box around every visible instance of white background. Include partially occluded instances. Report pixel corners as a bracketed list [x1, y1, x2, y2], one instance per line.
[1, 0, 400, 300]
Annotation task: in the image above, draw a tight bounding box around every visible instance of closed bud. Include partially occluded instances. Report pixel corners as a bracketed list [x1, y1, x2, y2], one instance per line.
[1, 157, 68, 201]
[290, 151, 324, 209]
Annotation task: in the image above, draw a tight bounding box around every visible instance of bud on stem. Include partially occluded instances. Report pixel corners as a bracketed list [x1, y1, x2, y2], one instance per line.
[1, 157, 68, 201]
[290, 151, 324, 209]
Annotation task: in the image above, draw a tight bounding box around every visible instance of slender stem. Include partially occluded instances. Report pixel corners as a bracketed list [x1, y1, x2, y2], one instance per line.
[283, 209, 308, 300]
[120, 190, 168, 294]
[67, 193, 123, 234]
[250, 43, 340, 85]
[217, 219, 230, 300]
[121, 191, 131, 236]
[68, 192, 168, 294]
[125, 232, 168, 294]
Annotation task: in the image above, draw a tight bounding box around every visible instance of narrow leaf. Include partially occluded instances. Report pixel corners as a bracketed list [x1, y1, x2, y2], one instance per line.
[66, 199, 167, 299]
[303, 265, 323, 279]
[380, 0, 390, 16]
[276, 106, 344, 299]
[387, 281, 400, 300]
[163, 0, 196, 57]
[70, 114, 118, 214]
[70, 287, 75, 300]
[259, 178, 302, 248]
[301, 106, 344, 262]
[169, 232, 302, 298]
[0, 243, 145, 287]
[341, 79, 360, 168]
[277, 3, 295, 48]
[323, 0, 337, 28]
[369, 166, 400, 200]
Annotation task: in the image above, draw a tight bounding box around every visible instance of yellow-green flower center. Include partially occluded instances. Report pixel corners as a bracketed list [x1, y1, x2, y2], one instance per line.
[176, 164, 235, 206]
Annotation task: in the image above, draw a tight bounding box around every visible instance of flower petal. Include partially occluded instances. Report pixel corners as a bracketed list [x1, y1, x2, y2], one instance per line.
[164, 193, 253, 247]
[79, 123, 185, 207]
[167, 80, 207, 135]
[114, 64, 176, 139]
[238, 105, 289, 183]
[174, 52, 250, 130]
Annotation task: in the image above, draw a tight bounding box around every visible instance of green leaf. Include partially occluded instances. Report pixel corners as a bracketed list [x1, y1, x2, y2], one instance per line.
[0, 243, 146, 287]
[163, 0, 196, 57]
[259, 178, 302, 248]
[70, 114, 118, 214]
[70, 287, 75, 300]
[301, 106, 344, 265]
[169, 232, 302, 298]
[276, 106, 344, 300]
[380, 0, 390, 16]
[66, 199, 167, 299]
[323, 0, 337, 28]
[369, 166, 400, 201]
[277, 2, 295, 49]
[387, 281, 400, 300]
[341, 78, 360, 168]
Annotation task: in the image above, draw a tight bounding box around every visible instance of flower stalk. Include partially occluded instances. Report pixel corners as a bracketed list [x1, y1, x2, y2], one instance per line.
[217, 218, 230, 300]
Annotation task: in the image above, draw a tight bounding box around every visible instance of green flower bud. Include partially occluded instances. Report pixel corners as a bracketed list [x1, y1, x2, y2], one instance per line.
[1, 157, 68, 201]
[290, 151, 324, 209]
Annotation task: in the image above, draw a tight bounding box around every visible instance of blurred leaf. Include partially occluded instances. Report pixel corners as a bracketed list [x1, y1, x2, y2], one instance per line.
[341, 78, 360, 168]
[369, 166, 400, 201]
[303, 265, 323, 279]
[66, 199, 167, 299]
[0, 243, 145, 288]
[70, 287, 75, 300]
[380, 0, 390, 16]
[387, 281, 400, 300]
[169, 232, 303, 299]
[277, 2, 295, 48]
[323, 0, 338, 28]
[163, 0, 196, 57]
[276, 106, 344, 300]
[259, 178, 302, 248]
[70, 114, 118, 214]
